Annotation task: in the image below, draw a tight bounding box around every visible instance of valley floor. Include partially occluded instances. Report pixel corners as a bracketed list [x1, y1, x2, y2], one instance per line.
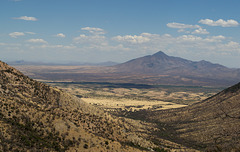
[46, 81, 223, 151]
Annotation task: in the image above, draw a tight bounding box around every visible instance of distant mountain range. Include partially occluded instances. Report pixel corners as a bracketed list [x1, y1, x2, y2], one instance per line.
[9, 51, 240, 87]
[114, 51, 240, 86]
[8, 60, 119, 66]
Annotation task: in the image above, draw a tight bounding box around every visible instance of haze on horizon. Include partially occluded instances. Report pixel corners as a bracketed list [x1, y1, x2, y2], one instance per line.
[1, 0, 240, 68]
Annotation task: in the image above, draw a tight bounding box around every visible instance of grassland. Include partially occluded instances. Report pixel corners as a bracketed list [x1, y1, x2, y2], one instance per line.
[47, 82, 223, 113]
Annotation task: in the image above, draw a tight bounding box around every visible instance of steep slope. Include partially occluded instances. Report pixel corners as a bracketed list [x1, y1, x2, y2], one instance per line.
[137, 82, 240, 151]
[0, 61, 158, 151]
[114, 51, 240, 86]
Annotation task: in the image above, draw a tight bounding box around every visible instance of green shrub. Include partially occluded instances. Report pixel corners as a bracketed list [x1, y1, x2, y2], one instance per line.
[153, 147, 168, 152]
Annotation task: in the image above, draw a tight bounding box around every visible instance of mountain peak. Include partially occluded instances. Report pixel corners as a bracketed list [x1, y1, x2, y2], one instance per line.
[152, 51, 168, 57]
[114, 51, 240, 86]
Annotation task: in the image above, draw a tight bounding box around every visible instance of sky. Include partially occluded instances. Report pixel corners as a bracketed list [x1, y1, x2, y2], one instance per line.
[1, 0, 240, 68]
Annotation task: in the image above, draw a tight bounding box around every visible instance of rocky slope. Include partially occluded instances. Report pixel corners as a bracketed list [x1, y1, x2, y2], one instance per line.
[0, 61, 159, 151]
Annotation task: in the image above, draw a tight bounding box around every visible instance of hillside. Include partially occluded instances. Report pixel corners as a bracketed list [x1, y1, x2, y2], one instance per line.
[114, 51, 240, 86]
[0, 61, 164, 151]
[129, 81, 240, 151]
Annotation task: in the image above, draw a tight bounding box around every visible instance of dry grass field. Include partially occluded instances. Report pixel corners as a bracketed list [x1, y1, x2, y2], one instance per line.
[47, 82, 223, 113]
[81, 98, 187, 112]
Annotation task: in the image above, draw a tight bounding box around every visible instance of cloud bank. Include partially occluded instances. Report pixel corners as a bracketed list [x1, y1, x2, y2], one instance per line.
[3, 21, 240, 67]
[26, 39, 47, 43]
[167, 22, 209, 34]
[81, 27, 105, 35]
[112, 34, 150, 44]
[199, 19, 239, 27]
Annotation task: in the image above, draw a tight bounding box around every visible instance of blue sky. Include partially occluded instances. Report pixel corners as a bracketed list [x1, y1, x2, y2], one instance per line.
[1, 0, 240, 68]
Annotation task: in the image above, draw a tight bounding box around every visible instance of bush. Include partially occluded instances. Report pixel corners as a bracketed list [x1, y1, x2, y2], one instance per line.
[153, 147, 168, 152]
[83, 143, 88, 149]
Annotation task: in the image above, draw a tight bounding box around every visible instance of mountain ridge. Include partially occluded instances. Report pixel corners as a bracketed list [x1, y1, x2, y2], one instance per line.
[10, 51, 240, 87]
[8, 60, 119, 66]
[115, 51, 229, 73]
[114, 51, 240, 86]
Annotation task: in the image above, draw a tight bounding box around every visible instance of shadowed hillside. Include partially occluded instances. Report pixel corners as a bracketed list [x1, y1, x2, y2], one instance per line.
[128, 81, 240, 151]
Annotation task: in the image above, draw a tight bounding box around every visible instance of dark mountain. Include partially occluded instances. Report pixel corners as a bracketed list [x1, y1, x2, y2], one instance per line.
[129, 81, 240, 151]
[114, 51, 240, 86]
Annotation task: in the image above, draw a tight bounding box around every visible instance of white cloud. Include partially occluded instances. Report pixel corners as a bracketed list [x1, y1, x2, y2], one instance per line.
[9, 32, 25, 38]
[225, 41, 240, 48]
[56, 33, 66, 38]
[176, 35, 227, 44]
[81, 27, 105, 35]
[110, 32, 240, 59]
[213, 41, 240, 55]
[177, 35, 203, 42]
[141, 33, 159, 37]
[177, 29, 188, 33]
[192, 27, 209, 34]
[25, 43, 76, 50]
[38, 44, 76, 49]
[73, 34, 107, 46]
[199, 19, 239, 27]
[26, 39, 47, 43]
[13, 16, 38, 21]
[112, 34, 150, 44]
[167, 22, 208, 35]
[167, 22, 200, 29]
[9, 31, 36, 38]
[211, 35, 226, 40]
